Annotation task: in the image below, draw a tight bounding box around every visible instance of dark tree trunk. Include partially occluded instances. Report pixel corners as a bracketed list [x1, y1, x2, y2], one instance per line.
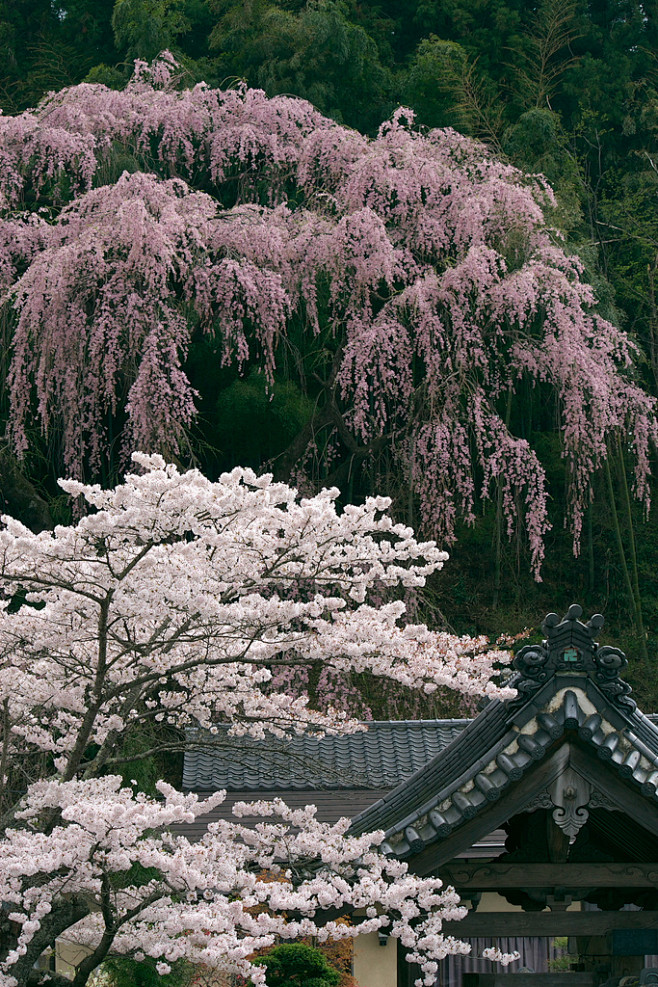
[0, 444, 53, 531]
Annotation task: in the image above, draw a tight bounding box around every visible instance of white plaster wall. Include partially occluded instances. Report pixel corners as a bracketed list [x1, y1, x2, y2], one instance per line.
[353, 930, 397, 987]
[478, 892, 582, 913]
[56, 939, 91, 978]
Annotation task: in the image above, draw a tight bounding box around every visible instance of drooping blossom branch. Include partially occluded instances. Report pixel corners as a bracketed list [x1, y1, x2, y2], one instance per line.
[1, 54, 655, 575]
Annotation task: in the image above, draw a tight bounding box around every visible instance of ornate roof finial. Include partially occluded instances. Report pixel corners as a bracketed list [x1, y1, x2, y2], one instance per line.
[510, 605, 635, 712]
[541, 603, 604, 666]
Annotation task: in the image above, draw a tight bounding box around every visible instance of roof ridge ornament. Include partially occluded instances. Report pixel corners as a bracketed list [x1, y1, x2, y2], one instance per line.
[510, 604, 635, 712]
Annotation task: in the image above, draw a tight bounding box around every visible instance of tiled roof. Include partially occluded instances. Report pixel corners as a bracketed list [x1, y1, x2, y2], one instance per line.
[181, 607, 658, 862]
[349, 607, 658, 859]
[182, 719, 469, 791]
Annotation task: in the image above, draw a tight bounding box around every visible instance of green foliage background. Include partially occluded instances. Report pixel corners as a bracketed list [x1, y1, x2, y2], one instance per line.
[253, 943, 341, 987]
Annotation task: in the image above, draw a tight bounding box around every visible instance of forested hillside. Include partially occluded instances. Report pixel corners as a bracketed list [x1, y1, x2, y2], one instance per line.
[2, 0, 658, 705]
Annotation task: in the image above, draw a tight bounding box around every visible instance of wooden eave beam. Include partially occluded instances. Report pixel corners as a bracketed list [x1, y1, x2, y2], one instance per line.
[409, 744, 658, 876]
[442, 911, 658, 937]
[440, 861, 658, 889]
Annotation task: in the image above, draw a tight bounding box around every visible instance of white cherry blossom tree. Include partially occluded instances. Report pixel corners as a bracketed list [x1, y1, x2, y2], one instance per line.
[0, 454, 515, 986]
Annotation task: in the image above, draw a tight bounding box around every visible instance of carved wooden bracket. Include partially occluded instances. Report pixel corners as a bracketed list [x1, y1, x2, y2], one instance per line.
[525, 776, 619, 823]
[548, 766, 590, 842]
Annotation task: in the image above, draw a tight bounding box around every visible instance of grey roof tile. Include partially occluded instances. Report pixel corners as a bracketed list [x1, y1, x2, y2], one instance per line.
[182, 719, 469, 792]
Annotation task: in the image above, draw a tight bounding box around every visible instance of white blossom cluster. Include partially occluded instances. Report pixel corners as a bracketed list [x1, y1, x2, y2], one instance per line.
[0, 455, 515, 984]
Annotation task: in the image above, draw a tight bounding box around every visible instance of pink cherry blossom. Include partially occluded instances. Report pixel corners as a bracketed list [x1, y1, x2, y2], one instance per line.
[1, 53, 654, 580]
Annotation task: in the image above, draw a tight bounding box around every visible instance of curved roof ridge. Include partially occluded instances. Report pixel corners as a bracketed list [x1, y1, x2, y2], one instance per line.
[349, 700, 509, 835]
[349, 683, 658, 859]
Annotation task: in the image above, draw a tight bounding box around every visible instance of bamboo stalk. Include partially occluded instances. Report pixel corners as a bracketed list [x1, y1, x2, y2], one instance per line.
[615, 435, 648, 660]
